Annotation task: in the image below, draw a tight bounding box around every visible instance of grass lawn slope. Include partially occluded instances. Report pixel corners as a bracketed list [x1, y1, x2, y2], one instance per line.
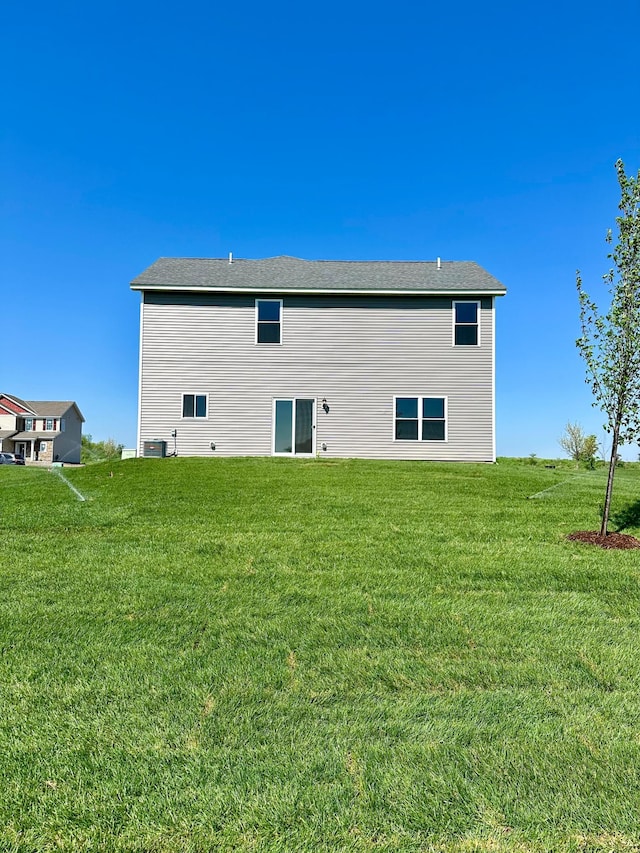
[1, 458, 640, 852]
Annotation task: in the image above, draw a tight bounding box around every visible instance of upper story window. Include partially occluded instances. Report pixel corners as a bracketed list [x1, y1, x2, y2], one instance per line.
[45, 418, 54, 431]
[256, 299, 282, 344]
[182, 394, 207, 418]
[453, 301, 480, 346]
[394, 396, 447, 441]
[24, 418, 33, 431]
[61, 419, 66, 432]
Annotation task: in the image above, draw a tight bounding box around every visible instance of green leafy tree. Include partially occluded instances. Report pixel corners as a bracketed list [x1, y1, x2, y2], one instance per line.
[576, 159, 640, 535]
[582, 433, 598, 462]
[81, 434, 124, 464]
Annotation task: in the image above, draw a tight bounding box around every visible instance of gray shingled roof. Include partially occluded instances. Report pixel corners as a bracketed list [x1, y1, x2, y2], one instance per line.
[0, 395, 84, 422]
[131, 256, 506, 294]
[11, 431, 62, 440]
[25, 401, 85, 421]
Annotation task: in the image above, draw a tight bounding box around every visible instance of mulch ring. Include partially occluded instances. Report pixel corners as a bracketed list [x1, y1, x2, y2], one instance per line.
[567, 530, 640, 550]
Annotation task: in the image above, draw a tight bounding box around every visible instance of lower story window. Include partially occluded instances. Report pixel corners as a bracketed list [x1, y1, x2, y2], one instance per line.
[395, 396, 446, 441]
[182, 394, 207, 418]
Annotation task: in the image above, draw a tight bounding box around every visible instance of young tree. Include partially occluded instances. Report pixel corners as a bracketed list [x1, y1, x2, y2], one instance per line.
[559, 422, 594, 461]
[582, 433, 598, 463]
[598, 433, 610, 462]
[576, 159, 640, 535]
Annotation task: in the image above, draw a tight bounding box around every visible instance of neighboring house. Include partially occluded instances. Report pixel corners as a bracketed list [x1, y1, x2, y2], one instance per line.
[0, 394, 84, 463]
[131, 256, 507, 462]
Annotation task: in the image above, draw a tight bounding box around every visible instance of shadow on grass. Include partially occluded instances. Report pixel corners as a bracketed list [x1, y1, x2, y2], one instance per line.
[611, 500, 640, 532]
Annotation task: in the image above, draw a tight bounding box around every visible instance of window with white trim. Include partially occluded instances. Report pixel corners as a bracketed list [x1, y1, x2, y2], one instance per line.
[256, 299, 282, 344]
[45, 418, 54, 431]
[453, 301, 479, 346]
[24, 418, 33, 431]
[394, 397, 447, 441]
[182, 394, 207, 418]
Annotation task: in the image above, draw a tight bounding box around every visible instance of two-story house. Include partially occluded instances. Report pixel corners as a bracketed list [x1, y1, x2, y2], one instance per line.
[0, 394, 84, 463]
[131, 256, 506, 462]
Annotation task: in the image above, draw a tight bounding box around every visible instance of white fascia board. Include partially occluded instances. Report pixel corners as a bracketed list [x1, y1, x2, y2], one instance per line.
[131, 285, 507, 296]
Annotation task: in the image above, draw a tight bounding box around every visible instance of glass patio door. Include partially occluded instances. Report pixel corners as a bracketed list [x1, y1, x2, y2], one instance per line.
[273, 399, 315, 455]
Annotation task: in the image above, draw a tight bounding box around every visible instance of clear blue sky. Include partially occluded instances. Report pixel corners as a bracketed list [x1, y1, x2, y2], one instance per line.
[2, 0, 639, 458]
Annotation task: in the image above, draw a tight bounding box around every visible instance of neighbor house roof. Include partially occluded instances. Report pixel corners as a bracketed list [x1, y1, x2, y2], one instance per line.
[11, 431, 62, 441]
[1, 395, 84, 422]
[0, 394, 36, 415]
[131, 256, 506, 295]
[24, 401, 85, 422]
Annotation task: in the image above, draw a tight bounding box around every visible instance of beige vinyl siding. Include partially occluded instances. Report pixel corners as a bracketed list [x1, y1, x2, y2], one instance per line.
[0, 414, 17, 430]
[138, 293, 496, 461]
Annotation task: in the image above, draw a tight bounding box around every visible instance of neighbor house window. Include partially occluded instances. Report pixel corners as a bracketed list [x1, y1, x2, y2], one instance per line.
[24, 418, 33, 431]
[182, 394, 207, 418]
[45, 418, 54, 431]
[453, 301, 479, 346]
[256, 299, 282, 344]
[60, 419, 66, 432]
[394, 397, 447, 441]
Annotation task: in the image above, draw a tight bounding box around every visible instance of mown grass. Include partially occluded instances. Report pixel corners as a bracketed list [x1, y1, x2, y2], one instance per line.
[1, 458, 640, 852]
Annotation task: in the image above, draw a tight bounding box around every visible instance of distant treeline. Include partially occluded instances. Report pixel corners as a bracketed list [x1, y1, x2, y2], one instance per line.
[81, 435, 124, 464]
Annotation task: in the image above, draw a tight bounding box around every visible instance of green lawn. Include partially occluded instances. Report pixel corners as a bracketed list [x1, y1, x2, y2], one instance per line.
[1, 458, 640, 852]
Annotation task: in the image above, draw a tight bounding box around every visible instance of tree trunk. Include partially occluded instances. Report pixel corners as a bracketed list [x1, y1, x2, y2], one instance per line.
[600, 424, 620, 536]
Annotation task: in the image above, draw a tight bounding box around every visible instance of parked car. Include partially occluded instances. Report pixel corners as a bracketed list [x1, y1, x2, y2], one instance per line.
[0, 452, 17, 464]
[13, 453, 25, 465]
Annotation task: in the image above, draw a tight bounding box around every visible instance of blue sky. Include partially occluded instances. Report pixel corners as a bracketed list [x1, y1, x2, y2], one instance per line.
[2, 0, 639, 457]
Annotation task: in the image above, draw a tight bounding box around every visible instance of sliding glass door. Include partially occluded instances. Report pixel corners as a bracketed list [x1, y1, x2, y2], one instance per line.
[273, 399, 315, 455]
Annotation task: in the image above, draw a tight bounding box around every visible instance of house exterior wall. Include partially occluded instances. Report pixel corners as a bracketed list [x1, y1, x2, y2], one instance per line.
[138, 292, 497, 462]
[38, 439, 54, 464]
[0, 414, 18, 430]
[52, 407, 83, 463]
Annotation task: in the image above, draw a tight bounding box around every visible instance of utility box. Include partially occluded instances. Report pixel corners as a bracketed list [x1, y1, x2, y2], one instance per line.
[143, 440, 166, 458]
